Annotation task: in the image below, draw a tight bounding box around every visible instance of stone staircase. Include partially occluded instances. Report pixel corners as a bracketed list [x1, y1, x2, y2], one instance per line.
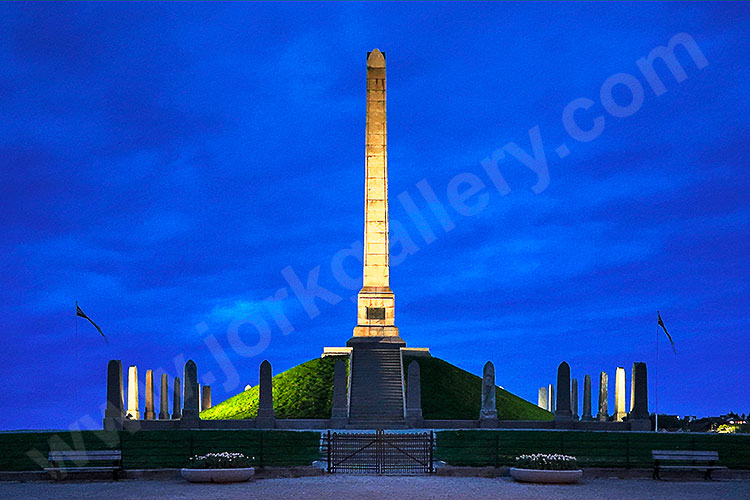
[347, 346, 406, 428]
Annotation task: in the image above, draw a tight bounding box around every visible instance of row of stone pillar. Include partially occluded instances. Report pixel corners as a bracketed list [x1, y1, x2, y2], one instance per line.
[539, 362, 649, 422]
[104, 360, 211, 428]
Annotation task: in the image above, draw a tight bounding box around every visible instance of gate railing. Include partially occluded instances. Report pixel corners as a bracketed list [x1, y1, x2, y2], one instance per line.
[325, 430, 434, 475]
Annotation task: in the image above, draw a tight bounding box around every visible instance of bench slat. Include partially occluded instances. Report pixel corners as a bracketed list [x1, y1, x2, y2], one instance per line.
[49, 451, 121, 457]
[652, 451, 719, 457]
[45, 451, 122, 481]
[652, 451, 718, 460]
[658, 465, 727, 470]
[48, 454, 121, 461]
[653, 453, 718, 458]
[44, 466, 121, 472]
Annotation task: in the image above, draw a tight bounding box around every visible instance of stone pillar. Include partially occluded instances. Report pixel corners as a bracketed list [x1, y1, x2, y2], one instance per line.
[582, 374, 593, 421]
[630, 362, 649, 420]
[126, 365, 140, 419]
[198, 384, 202, 412]
[571, 378, 579, 420]
[104, 360, 124, 430]
[159, 374, 169, 419]
[351, 48, 399, 341]
[554, 362, 572, 420]
[257, 360, 275, 428]
[202, 385, 212, 411]
[172, 377, 181, 419]
[144, 369, 155, 420]
[548, 384, 555, 413]
[479, 361, 498, 427]
[538, 386, 548, 410]
[614, 366, 626, 421]
[597, 371, 608, 421]
[330, 359, 348, 427]
[181, 360, 199, 424]
[406, 360, 424, 427]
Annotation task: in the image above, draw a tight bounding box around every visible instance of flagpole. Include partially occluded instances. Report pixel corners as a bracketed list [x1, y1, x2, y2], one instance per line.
[655, 310, 659, 432]
[75, 301, 79, 412]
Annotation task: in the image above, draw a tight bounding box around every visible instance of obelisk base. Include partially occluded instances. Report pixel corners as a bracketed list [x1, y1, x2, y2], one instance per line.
[350, 325, 404, 343]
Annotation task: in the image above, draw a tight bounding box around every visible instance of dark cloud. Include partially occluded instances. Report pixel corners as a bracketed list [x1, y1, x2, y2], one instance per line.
[0, 2, 748, 429]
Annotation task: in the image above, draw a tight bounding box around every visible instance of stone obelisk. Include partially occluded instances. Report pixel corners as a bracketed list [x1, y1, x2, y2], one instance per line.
[349, 48, 403, 346]
[346, 50, 407, 427]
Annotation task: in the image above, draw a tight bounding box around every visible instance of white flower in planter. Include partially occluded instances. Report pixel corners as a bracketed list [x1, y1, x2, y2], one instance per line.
[510, 453, 582, 484]
[181, 451, 255, 483]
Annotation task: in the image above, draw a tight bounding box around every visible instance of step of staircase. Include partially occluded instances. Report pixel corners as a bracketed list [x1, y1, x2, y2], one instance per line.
[348, 346, 405, 423]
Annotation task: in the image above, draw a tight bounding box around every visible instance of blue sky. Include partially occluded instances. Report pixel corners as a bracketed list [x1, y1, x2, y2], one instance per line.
[1, 2, 748, 430]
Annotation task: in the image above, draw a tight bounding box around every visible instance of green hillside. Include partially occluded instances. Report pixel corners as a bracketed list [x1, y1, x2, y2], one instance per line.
[201, 355, 552, 421]
[201, 356, 344, 420]
[404, 356, 552, 421]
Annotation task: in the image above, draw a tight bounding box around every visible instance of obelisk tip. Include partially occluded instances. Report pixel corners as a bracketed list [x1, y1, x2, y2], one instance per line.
[367, 49, 385, 68]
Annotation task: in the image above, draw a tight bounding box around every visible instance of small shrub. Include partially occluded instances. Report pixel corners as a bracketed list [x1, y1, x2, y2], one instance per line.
[515, 453, 578, 471]
[187, 452, 253, 469]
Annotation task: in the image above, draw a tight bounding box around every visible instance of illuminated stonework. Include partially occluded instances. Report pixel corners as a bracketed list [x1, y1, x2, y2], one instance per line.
[126, 365, 139, 420]
[353, 48, 399, 338]
[614, 366, 627, 421]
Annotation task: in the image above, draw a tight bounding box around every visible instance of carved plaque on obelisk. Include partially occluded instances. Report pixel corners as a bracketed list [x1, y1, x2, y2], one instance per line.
[352, 49, 400, 340]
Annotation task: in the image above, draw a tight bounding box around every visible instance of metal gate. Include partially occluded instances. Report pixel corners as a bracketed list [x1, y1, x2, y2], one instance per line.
[326, 430, 434, 475]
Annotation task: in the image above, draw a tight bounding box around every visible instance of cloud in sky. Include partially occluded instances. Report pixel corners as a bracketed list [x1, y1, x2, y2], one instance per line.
[0, 2, 749, 429]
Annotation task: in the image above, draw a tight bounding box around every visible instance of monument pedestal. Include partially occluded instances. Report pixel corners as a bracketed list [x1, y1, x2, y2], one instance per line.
[179, 417, 200, 429]
[479, 416, 498, 428]
[553, 419, 576, 430]
[256, 409, 276, 429]
[347, 334, 406, 348]
[102, 417, 124, 431]
[352, 326, 401, 338]
[629, 418, 651, 431]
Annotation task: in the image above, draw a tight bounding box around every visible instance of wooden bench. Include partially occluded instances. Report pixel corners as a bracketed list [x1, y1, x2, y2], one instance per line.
[652, 450, 727, 480]
[45, 450, 122, 480]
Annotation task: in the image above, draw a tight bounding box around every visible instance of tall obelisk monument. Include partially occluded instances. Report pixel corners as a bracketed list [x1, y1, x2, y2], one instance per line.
[345, 49, 408, 426]
[351, 49, 403, 344]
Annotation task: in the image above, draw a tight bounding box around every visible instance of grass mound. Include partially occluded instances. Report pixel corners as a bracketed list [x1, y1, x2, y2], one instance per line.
[201, 356, 345, 420]
[201, 355, 552, 421]
[404, 356, 552, 421]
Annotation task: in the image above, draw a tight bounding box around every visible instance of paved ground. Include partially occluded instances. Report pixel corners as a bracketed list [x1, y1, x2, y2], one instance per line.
[0, 476, 748, 500]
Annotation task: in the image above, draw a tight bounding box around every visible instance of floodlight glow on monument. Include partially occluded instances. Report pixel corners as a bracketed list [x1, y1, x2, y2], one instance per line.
[351, 48, 401, 342]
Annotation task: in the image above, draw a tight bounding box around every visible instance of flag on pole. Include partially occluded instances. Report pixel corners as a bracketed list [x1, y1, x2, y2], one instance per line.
[657, 310, 675, 354]
[76, 302, 107, 343]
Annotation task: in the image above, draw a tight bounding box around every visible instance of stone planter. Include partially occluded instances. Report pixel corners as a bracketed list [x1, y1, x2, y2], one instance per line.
[180, 467, 255, 483]
[509, 467, 582, 484]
